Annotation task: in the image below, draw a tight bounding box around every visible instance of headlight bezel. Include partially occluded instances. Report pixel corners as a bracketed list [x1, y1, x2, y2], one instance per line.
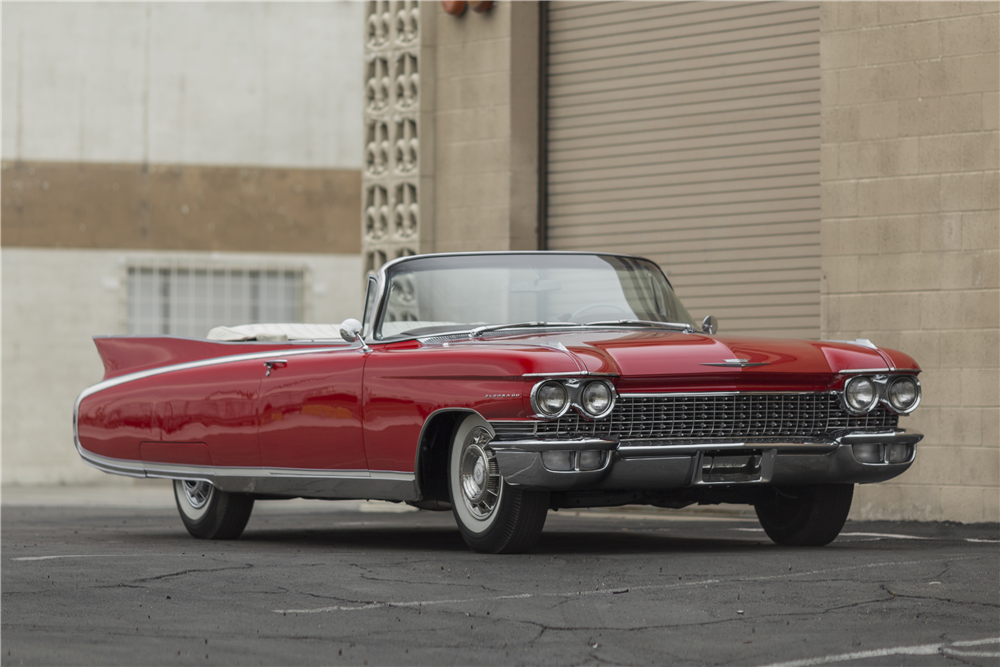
[529, 378, 617, 420]
[530, 380, 572, 419]
[579, 380, 616, 419]
[885, 375, 921, 414]
[839, 373, 921, 416]
[842, 375, 880, 415]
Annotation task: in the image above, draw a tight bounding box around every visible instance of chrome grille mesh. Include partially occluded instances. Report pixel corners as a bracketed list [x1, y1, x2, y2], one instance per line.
[492, 393, 899, 442]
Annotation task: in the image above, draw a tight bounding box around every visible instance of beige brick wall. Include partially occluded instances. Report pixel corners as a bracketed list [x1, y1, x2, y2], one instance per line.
[820, 1, 999, 522]
[432, 1, 539, 252]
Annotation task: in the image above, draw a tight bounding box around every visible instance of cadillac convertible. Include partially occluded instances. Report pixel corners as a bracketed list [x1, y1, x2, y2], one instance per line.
[75, 252, 922, 553]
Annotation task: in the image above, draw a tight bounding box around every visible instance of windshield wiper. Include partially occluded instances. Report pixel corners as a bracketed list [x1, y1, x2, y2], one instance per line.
[584, 319, 695, 332]
[469, 321, 582, 339]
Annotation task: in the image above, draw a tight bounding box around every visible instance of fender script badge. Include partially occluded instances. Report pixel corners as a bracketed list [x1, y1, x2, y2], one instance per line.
[700, 358, 771, 368]
[485, 393, 520, 399]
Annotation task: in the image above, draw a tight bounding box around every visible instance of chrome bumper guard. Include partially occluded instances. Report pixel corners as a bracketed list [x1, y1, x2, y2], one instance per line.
[490, 429, 922, 491]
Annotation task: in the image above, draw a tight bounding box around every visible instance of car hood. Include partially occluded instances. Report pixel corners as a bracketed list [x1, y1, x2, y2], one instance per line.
[474, 329, 913, 390]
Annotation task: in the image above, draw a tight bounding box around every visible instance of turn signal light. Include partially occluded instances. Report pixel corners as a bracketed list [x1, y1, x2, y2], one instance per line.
[541, 450, 605, 472]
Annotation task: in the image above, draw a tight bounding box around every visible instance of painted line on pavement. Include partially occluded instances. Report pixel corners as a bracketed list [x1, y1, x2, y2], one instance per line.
[756, 636, 1000, 667]
[733, 528, 1000, 543]
[12, 554, 117, 562]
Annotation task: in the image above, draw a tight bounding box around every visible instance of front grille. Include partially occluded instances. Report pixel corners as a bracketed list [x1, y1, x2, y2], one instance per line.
[492, 393, 899, 443]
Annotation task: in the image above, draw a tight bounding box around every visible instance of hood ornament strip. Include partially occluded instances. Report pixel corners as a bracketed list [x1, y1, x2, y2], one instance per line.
[701, 358, 771, 368]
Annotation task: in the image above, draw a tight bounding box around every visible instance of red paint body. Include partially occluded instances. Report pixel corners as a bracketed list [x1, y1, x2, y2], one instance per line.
[76, 331, 919, 474]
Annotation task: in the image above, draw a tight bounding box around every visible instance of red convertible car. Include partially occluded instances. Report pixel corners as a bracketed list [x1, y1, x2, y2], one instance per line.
[75, 252, 922, 553]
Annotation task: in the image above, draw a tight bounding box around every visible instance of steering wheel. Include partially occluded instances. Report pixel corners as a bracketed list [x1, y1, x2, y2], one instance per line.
[568, 303, 631, 322]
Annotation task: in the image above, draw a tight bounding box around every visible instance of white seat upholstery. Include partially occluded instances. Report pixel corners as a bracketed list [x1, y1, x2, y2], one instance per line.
[207, 323, 347, 342]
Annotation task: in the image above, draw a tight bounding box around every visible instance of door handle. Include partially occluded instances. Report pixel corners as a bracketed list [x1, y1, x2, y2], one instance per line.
[264, 360, 288, 376]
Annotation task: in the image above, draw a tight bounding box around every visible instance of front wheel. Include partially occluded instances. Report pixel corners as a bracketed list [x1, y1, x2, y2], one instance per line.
[754, 484, 854, 546]
[448, 414, 549, 554]
[173, 480, 254, 540]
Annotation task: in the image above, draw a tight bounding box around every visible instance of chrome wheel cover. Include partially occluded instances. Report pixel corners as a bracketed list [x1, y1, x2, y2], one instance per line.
[459, 428, 501, 521]
[181, 480, 213, 510]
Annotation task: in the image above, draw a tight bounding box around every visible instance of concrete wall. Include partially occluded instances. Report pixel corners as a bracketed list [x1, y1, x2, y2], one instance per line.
[1, 161, 361, 255]
[1, 248, 362, 485]
[1, 3, 365, 486]
[820, 1, 999, 522]
[432, 1, 540, 252]
[2, 2, 363, 168]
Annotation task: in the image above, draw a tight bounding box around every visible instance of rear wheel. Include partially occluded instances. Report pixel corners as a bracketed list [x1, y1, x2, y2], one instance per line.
[754, 484, 853, 546]
[173, 480, 254, 540]
[448, 414, 549, 554]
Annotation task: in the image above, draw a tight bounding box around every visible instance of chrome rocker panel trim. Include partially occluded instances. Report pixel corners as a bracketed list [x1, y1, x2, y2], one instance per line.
[74, 447, 418, 501]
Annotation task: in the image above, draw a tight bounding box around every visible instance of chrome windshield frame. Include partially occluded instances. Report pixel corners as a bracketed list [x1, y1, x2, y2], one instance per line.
[368, 251, 691, 343]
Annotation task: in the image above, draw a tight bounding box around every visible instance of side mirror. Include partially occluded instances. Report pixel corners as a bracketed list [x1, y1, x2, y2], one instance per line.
[339, 318, 363, 343]
[701, 315, 718, 335]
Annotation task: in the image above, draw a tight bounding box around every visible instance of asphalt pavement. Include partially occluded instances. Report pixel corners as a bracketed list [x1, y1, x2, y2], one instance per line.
[2, 485, 998, 666]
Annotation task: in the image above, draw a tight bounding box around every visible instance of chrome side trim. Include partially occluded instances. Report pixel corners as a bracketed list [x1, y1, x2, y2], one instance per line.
[522, 371, 619, 378]
[75, 447, 417, 501]
[76, 448, 146, 478]
[76, 345, 357, 405]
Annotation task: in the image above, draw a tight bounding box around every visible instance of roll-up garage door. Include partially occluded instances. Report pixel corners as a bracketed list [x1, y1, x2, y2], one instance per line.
[545, 1, 821, 338]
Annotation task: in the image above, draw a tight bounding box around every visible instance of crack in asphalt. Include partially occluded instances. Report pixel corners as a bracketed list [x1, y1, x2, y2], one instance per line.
[475, 593, 896, 638]
[132, 564, 253, 583]
[882, 587, 1000, 609]
[274, 554, 992, 615]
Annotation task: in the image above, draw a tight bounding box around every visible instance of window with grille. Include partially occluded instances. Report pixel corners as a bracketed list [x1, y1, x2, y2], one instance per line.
[125, 262, 306, 337]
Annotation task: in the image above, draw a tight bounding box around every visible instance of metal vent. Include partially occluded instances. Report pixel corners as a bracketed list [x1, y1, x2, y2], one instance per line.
[492, 393, 899, 443]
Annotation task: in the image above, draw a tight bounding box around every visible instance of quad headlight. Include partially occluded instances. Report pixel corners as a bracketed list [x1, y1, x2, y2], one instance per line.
[530, 379, 616, 419]
[841, 374, 921, 415]
[843, 376, 878, 414]
[887, 376, 920, 414]
[531, 380, 570, 418]
[581, 381, 613, 417]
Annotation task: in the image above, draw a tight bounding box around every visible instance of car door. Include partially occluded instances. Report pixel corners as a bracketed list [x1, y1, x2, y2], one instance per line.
[257, 348, 368, 471]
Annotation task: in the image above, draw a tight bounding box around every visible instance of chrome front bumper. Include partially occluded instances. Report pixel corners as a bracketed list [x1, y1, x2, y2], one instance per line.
[489, 429, 922, 490]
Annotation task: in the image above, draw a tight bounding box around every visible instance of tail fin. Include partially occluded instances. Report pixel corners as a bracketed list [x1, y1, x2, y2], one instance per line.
[93, 336, 290, 380]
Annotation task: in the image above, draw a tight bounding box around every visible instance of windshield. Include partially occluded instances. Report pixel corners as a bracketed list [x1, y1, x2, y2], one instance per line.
[375, 254, 695, 339]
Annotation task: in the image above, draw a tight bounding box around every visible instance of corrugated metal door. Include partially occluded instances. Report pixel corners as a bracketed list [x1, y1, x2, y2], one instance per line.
[545, 1, 821, 338]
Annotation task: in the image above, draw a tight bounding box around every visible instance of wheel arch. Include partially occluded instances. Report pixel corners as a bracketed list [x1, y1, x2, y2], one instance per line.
[414, 408, 494, 503]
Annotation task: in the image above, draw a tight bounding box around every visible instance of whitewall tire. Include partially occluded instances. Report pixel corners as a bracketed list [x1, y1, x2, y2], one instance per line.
[448, 414, 549, 553]
[173, 479, 254, 540]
